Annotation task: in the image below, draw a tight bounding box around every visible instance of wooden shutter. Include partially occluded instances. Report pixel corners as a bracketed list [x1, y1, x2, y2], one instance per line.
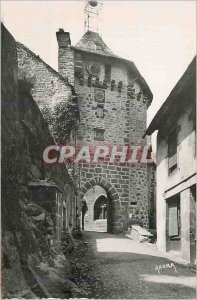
[169, 205, 178, 236]
[168, 129, 178, 169]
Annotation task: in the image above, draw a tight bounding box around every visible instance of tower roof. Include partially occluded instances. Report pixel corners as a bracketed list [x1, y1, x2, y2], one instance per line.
[73, 31, 153, 103]
[74, 30, 117, 57]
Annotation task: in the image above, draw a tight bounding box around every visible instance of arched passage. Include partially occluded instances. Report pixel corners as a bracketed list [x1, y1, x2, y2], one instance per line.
[94, 195, 107, 221]
[80, 177, 121, 233]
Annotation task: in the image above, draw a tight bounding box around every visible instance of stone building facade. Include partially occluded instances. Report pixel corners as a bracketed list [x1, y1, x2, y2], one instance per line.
[2, 23, 80, 298]
[16, 41, 80, 234]
[145, 57, 196, 263]
[17, 42, 79, 143]
[56, 29, 154, 232]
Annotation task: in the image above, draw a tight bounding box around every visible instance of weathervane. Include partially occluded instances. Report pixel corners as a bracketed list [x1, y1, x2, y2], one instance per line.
[84, 0, 103, 35]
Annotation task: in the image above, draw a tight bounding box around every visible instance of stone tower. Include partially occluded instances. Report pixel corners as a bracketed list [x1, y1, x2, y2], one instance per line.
[56, 28, 153, 233]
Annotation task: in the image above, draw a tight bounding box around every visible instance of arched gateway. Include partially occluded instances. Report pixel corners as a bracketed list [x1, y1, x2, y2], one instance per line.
[56, 28, 153, 231]
[80, 177, 122, 233]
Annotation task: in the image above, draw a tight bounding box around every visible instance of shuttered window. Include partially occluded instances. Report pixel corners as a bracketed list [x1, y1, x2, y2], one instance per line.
[168, 129, 178, 171]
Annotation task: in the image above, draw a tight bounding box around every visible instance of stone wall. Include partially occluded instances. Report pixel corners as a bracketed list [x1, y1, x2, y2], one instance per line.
[1, 24, 78, 298]
[17, 42, 79, 143]
[16, 40, 80, 231]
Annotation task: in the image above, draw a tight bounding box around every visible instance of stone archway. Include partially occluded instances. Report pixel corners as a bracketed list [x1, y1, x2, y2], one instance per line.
[80, 177, 122, 233]
[83, 185, 107, 232]
[94, 195, 107, 221]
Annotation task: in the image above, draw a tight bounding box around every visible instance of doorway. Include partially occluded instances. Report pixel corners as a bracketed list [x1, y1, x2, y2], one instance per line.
[82, 185, 108, 232]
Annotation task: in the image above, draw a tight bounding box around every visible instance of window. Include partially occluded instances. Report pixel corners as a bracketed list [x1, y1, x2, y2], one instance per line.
[94, 128, 105, 141]
[168, 129, 178, 172]
[95, 43, 102, 51]
[105, 64, 111, 82]
[96, 104, 104, 118]
[74, 53, 83, 73]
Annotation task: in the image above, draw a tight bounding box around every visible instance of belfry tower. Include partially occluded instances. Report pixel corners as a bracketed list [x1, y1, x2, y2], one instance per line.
[84, 0, 103, 34]
[56, 0, 153, 233]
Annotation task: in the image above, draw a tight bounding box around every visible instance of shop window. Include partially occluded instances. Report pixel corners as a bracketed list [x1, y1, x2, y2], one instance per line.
[94, 128, 105, 141]
[168, 129, 178, 172]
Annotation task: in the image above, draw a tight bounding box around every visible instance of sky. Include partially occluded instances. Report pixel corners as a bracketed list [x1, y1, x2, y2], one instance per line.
[1, 0, 196, 128]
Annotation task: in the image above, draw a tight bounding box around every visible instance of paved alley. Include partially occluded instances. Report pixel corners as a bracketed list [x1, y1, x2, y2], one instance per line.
[70, 231, 196, 299]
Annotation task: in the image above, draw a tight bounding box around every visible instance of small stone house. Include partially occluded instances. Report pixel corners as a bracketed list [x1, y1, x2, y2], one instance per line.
[145, 57, 196, 263]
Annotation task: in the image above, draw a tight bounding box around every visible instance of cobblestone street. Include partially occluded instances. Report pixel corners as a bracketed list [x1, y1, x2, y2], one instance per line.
[70, 231, 196, 299]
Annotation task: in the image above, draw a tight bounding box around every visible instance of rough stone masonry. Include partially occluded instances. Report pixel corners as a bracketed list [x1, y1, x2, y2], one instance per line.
[56, 29, 154, 232]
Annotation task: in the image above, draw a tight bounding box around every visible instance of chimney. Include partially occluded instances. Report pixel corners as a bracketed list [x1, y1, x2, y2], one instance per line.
[56, 28, 74, 85]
